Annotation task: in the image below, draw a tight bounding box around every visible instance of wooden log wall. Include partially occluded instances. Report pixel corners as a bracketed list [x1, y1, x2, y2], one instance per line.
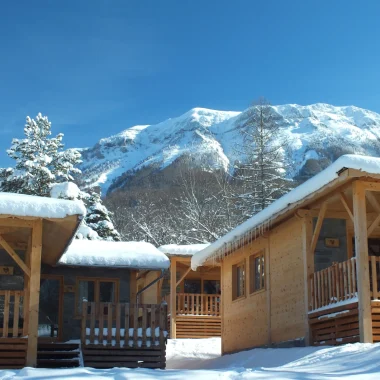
[0, 290, 24, 338]
[0, 338, 27, 369]
[309, 302, 360, 345]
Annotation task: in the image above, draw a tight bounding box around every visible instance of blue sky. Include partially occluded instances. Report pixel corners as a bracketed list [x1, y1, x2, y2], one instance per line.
[0, 0, 379, 165]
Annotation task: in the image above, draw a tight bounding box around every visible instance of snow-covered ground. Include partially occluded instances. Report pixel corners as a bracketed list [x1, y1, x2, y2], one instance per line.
[2, 338, 380, 379]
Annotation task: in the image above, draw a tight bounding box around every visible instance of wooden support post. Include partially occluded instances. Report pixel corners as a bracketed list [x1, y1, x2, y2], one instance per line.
[302, 214, 313, 345]
[340, 192, 354, 222]
[23, 236, 32, 336]
[26, 219, 43, 367]
[310, 202, 327, 254]
[353, 181, 372, 343]
[176, 266, 192, 288]
[170, 258, 177, 338]
[220, 260, 224, 354]
[130, 270, 137, 303]
[0, 235, 31, 277]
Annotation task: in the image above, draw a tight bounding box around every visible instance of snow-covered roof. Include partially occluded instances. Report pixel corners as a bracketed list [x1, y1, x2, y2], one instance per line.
[192, 154, 380, 269]
[59, 239, 170, 269]
[158, 243, 210, 257]
[0, 192, 86, 219]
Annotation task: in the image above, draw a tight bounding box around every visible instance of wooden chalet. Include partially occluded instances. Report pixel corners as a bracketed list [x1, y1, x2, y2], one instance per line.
[137, 244, 222, 339]
[191, 155, 380, 354]
[0, 193, 170, 370]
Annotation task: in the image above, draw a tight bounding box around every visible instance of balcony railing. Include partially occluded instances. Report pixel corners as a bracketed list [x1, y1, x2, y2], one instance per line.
[0, 290, 24, 337]
[176, 293, 221, 316]
[81, 302, 168, 347]
[310, 258, 357, 311]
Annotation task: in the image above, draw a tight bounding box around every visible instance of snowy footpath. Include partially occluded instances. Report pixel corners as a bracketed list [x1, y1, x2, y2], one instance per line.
[2, 338, 380, 379]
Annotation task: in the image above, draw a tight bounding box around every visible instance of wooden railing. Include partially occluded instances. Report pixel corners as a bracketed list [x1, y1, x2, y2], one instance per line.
[310, 258, 357, 311]
[370, 256, 380, 300]
[176, 293, 221, 316]
[81, 302, 168, 347]
[0, 290, 24, 338]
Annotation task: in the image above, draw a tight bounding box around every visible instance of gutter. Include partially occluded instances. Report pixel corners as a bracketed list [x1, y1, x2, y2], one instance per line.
[136, 269, 167, 303]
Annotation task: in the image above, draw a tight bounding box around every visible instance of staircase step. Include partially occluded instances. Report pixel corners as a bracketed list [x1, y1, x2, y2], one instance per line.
[37, 351, 80, 359]
[37, 358, 80, 368]
[37, 343, 80, 351]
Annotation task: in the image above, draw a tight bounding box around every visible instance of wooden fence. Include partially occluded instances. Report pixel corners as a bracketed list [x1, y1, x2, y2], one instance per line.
[81, 302, 168, 348]
[370, 256, 380, 300]
[0, 290, 24, 338]
[176, 293, 220, 316]
[310, 258, 357, 311]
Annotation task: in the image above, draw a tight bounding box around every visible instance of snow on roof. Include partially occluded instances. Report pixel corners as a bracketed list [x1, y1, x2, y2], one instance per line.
[59, 239, 170, 269]
[50, 182, 81, 200]
[158, 243, 210, 257]
[0, 192, 85, 219]
[191, 154, 380, 269]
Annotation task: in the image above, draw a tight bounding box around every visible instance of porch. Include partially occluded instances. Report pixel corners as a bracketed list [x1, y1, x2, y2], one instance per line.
[168, 256, 221, 338]
[304, 177, 380, 345]
[308, 256, 380, 345]
[80, 301, 168, 368]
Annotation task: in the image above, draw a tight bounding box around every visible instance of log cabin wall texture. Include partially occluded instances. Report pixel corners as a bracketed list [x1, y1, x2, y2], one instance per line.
[222, 216, 307, 354]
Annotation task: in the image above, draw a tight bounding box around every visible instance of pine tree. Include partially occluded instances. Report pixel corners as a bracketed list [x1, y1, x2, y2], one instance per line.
[85, 191, 121, 241]
[234, 98, 291, 217]
[0, 113, 81, 197]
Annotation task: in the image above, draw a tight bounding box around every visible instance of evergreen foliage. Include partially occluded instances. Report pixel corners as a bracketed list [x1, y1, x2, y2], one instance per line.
[0, 113, 81, 196]
[234, 98, 292, 216]
[85, 191, 121, 241]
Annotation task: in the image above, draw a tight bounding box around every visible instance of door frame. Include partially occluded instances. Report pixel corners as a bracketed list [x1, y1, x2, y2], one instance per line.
[39, 274, 64, 342]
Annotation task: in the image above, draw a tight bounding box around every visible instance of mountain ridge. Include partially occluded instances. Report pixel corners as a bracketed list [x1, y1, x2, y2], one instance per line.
[78, 103, 380, 194]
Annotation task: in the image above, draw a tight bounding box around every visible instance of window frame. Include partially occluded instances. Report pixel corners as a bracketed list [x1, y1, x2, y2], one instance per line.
[75, 277, 120, 317]
[232, 259, 246, 301]
[249, 251, 265, 294]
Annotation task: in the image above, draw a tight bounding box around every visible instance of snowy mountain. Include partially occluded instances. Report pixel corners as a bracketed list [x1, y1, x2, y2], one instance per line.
[78, 103, 380, 194]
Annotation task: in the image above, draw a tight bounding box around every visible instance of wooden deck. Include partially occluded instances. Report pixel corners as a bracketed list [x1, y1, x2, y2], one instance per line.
[80, 301, 168, 369]
[167, 293, 221, 338]
[309, 256, 380, 345]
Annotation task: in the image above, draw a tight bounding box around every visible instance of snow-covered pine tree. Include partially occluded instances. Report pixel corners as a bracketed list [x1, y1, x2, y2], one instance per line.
[1, 113, 81, 197]
[85, 191, 121, 241]
[50, 182, 99, 240]
[234, 98, 291, 217]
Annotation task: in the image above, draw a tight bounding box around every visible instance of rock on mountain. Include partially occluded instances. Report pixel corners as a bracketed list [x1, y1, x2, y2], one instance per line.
[78, 103, 380, 194]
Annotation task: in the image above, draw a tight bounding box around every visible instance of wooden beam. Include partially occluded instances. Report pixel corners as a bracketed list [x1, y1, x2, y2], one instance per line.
[302, 215, 313, 345]
[0, 218, 34, 228]
[366, 191, 380, 213]
[170, 258, 177, 338]
[340, 192, 354, 221]
[362, 181, 380, 192]
[310, 202, 327, 254]
[130, 270, 137, 303]
[26, 219, 43, 367]
[0, 235, 30, 277]
[23, 236, 32, 336]
[368, 214, 380, 236]
[220, 259, 225, 355]
[352, 181, 372, 343]
[176, 266, 192, 287]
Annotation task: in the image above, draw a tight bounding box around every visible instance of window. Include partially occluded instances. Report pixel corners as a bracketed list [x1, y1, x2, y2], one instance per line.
[250, 252, 265, 294]
[184, 279, 201, 294]
[203, 280, 221, 295]
[76, 278, 119, 316]
[232, 260, 245, 300]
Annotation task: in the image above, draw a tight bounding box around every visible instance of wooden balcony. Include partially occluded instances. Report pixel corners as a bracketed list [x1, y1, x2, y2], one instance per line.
[175, 293, 220, 316]
[309, 258, 357, 311]
[80, 301, 168, 368]
[0, 290, 25, 338]
[309, 257, 380, 345]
